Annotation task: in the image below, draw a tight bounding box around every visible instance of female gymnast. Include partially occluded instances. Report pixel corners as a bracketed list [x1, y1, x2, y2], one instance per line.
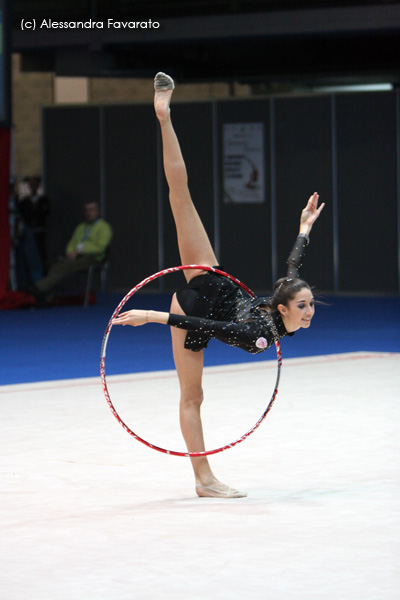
[112, 73, 325, 498]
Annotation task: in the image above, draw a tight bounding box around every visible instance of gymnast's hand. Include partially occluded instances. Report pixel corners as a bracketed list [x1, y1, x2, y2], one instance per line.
[112, 309, 169, 327]
[112, 310, 149, 327]
[299, 192, 325, 235]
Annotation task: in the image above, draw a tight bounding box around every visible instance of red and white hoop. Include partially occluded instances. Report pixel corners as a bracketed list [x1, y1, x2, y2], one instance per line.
[100, 265, 282, 457]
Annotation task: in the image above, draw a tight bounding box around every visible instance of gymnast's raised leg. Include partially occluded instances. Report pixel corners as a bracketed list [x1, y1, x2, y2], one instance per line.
[154, 72, 246, 498]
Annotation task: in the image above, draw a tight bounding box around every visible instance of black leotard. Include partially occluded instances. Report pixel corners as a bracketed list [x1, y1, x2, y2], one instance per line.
[168, 234, 309, 354]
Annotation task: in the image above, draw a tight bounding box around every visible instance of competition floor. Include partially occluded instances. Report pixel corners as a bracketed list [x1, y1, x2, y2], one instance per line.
[1, 347, 399, 599]
[1, 293, 400, 599]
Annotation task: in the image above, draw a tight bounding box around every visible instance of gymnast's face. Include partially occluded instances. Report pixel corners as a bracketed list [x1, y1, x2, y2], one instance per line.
[277, 287, 315, 333]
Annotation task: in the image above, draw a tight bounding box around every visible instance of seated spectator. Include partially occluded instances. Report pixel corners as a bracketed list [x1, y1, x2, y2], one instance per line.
[29, 201, 112, 305]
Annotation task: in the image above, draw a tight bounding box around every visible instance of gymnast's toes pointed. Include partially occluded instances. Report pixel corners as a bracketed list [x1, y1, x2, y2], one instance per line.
[154, 72, 175, 91]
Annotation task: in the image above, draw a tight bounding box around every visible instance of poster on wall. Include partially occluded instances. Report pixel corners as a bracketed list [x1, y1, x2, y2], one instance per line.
[223, 123, 265, 204]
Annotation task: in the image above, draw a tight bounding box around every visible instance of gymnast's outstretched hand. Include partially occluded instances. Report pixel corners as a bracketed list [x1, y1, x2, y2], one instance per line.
[112, 310, 149, 327]
[112, 309, 169, 327]
[299, 192, 325, 235]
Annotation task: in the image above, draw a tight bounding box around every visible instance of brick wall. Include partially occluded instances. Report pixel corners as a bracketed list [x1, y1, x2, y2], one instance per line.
[11, 54, 53, 178]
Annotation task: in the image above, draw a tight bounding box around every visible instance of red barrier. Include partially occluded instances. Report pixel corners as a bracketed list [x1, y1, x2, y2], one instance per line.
[0, 128, 10, 297]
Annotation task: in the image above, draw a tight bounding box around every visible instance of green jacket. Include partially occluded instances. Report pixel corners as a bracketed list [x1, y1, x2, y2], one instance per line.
[66, 219, 113, 262]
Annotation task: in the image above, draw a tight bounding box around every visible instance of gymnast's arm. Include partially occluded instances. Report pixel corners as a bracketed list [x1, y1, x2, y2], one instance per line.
[112, 310, 274, 350]
[113, 309, 240, 333]
[287, 192, 325, 278]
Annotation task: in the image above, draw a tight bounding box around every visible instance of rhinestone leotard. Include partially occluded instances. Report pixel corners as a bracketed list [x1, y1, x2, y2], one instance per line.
[168, 234, 309, 354]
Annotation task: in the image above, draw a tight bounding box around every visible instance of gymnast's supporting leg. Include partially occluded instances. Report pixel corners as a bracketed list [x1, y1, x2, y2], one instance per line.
[154, 73, 246, 498]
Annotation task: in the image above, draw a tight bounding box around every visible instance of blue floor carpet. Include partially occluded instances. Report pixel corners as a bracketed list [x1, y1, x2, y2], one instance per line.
[1, 292, 399, 385]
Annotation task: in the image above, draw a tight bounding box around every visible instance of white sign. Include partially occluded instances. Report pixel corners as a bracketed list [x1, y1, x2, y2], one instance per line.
[223, 123, 265, 204]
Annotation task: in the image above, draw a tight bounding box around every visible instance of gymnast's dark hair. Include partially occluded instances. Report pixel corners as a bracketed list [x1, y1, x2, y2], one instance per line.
[268, 277, 312, 310]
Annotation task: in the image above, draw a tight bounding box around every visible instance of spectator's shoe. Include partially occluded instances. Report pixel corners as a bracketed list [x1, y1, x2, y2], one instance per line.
[25, 284, 49, 307]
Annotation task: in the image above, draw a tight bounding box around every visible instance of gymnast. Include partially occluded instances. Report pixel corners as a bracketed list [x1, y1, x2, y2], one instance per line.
[112, 73, 325, 498]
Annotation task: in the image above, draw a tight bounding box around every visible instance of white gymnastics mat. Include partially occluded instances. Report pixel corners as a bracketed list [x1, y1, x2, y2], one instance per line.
[1, 352, 399, 600]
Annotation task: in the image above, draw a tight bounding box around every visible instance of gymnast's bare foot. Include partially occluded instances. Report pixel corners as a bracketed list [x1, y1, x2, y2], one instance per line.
[154, 72, 175, 123]
[195, 480, 247, 499]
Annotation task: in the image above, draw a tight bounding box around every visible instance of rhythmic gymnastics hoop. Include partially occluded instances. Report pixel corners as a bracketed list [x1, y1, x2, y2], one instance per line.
[100, 265, 282, 457]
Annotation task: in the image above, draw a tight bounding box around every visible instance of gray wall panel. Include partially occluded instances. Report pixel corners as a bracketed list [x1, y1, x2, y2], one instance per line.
[102, 104, 159, 292]
[42, 106, 100, 262]
[275, 95, 334, 291]
[216, 99, 272, 293]
[42, 91, 400, 296]
[336, 92, 398, 293]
